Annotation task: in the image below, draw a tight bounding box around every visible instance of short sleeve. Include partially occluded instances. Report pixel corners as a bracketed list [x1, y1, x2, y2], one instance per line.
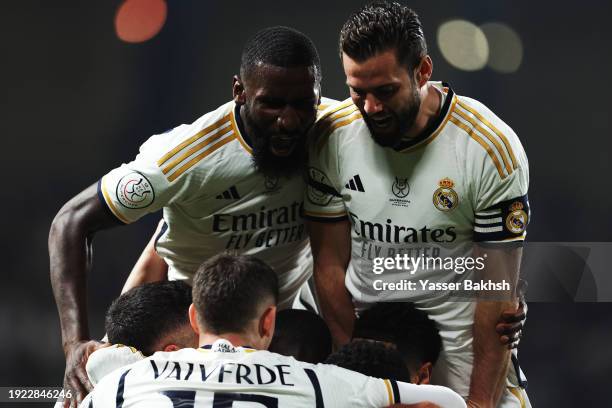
[313, 364, 393, 407]
[98, 126, 193, 224]
[395, 381, 467, 407]
[86, 344, 144, 386]
[304, 101, 358, 222]
[463, 99, 530, 243]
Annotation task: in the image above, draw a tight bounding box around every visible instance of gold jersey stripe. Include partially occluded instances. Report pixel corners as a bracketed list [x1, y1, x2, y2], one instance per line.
[157, 115, 231, 166]
[508, 387, 526, 408]
[167, 135, 237, 182]
[457, 101, 518, 169]
[454, 107, 513, 175]
[101, 178, 131, 224]
[162, 126, 233, 175]
[399, 94, 458, 153]
[317, 106, 360, 140]
[316, 111, 363, 153]
[327, 111, 362, 134]
[383, 379, 394, 405]
[304, 209, 347, 218]
[318, 103, 329, 111]
[230, 108, 253, 155]
[317, 99, 354, 122]
[450, 115, 506, 179]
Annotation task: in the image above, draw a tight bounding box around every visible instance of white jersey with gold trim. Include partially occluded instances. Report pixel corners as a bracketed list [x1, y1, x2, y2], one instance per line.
[305, 83, 530, 397]
[98, 99, 335, 308]
[80, 339, 465, 408]
[86, 344, 145, 386]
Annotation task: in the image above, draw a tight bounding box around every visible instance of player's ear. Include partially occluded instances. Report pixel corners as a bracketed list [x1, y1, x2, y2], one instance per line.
[414, 55, 433, 87]
[188, 303, 200, 335]
[259, 305, 277, 340]
[163, 344, 180, 352]
[411, 362, 433, 384]
[233, 75, 246, 105]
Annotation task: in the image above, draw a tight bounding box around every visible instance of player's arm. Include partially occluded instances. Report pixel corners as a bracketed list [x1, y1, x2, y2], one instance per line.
[467, 244, 521, 408]
[48, 183, 124, 407]
[496, 286, 526, 349]
[120, 219, 168, 294]
[392, 381, 467, 408]
[463, 105, 530, 406]
[307, 218, 354, 347]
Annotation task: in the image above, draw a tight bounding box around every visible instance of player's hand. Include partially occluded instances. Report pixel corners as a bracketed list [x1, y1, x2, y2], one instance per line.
[62, 340, 106, 408]
[496, 300, 527, 349]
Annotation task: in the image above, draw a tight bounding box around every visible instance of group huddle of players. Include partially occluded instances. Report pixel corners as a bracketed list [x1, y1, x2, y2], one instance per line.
[49, 2, 531, 407]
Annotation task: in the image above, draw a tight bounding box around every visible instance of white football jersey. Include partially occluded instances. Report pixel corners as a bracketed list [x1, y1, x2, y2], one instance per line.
[80, 339, 465, 408]
[86, 344, 145, 386]
[304, 83, 530, 396]
[99, 99, 335, 308]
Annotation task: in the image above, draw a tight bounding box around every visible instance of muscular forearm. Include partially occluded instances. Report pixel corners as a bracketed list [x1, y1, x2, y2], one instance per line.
[468, 300, 516, 407]
[49, 184, 118, 350]
[314, 265, 355, 347]
[49, 209, 92, 349]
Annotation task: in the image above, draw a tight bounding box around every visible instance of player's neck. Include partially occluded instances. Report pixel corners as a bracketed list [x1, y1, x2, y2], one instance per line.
[403, 82, 442, 139]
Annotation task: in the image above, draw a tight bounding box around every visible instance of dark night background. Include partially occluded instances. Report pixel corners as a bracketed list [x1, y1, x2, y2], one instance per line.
[1, 1, 611, 406]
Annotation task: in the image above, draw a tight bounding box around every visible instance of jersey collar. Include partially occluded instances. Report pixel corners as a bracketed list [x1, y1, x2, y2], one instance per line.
[393, 82, 456, 153]
[231, 103, 254, 154]
[200, 338, 255, 353]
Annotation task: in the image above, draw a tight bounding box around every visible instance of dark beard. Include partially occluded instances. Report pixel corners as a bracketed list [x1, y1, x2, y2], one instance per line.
[244, 108, 307, 179]
[366, 87, 421, 149]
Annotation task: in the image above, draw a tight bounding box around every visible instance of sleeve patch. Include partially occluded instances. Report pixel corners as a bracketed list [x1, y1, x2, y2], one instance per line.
[307, 167, 341, 206]
[115, 171, 155, 209]
[474, 194, 529, 242]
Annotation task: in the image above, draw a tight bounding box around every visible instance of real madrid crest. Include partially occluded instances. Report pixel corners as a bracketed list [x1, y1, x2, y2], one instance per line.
[433, 177, 459, 211]
[506, 201, 528, 234]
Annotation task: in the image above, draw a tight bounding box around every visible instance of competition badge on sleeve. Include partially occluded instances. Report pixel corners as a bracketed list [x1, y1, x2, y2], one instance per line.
[307, 167, 334, 206]
[116, 172, 155, 209]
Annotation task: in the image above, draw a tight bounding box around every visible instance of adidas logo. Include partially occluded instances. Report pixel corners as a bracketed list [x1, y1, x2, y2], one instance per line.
[216, 186, 240, 199]
[345, 175, 365, 192]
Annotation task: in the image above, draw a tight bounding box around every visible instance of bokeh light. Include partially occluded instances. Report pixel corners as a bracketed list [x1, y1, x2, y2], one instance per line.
[480, 22, 524, 73]
[115, 0, 167, 43]
[437, 19, 489, 71]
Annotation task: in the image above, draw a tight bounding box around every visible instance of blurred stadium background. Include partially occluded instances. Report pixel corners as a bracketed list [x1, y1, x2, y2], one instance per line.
[1, 1, 611, 406]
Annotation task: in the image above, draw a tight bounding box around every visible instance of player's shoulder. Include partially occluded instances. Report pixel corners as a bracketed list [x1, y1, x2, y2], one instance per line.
[450, 93, 527, 179]
[315, 98, 363, 132]
[310, 98, 364, 150]
[317, 96, 340, 114]
[86, 344, 145, 386]
[146, 101, 240, 182]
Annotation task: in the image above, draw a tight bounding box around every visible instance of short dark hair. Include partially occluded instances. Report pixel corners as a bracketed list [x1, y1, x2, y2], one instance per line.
[353, 303, 442, 373]
[268, 309, 332, 363]
[105, 280, 192, 356]
[240, 26, 322, 82]
[325, 339, 411, 382]
[339, 1, 427, 71]
[192, 253, 279, 334]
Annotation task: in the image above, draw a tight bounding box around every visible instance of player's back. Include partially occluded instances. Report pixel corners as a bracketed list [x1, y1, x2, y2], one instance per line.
[83, 339, 465, 408]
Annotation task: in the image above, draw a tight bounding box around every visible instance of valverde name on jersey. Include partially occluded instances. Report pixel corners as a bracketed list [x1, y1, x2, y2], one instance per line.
[149, 358, 295, 387]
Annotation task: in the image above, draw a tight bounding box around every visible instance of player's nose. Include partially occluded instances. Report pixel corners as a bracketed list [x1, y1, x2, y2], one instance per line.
[363, 94, 383, 115]
[278, 107, 300, 133]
